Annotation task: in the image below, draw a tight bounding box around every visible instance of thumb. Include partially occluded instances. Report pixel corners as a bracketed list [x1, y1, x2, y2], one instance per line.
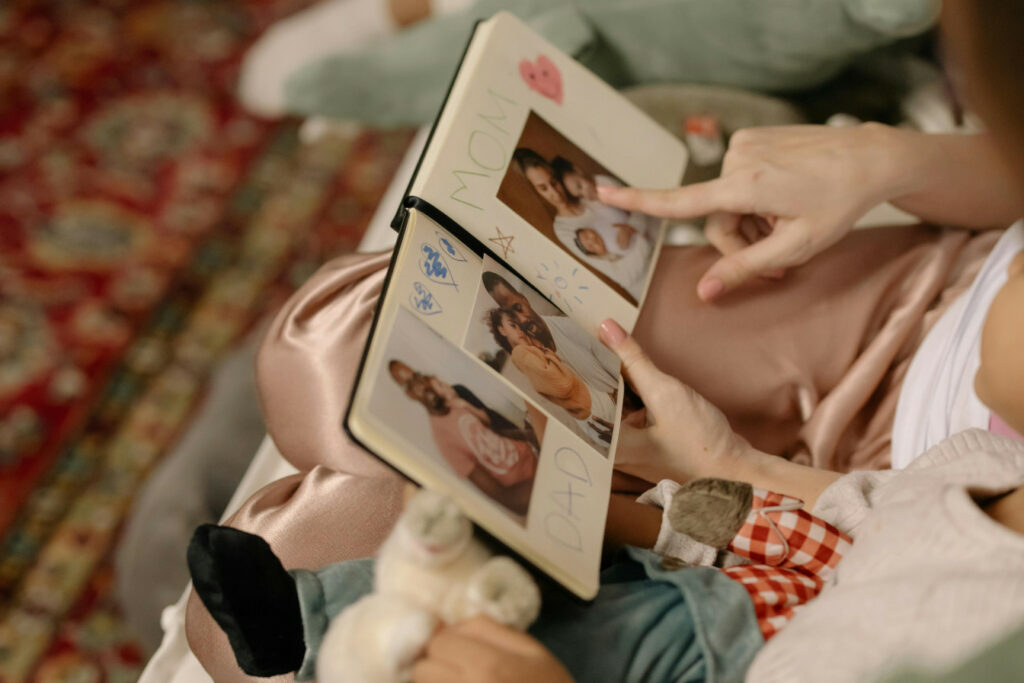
[697, 220, 810, 301]
[599, 319, 670, 420]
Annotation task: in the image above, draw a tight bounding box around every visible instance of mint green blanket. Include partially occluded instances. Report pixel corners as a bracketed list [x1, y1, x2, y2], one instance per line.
[283, 0, 938, 126]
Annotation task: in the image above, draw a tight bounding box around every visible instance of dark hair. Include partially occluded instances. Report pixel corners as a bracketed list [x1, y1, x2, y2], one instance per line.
[481, 270, 515, 297]
[513, 147, 551, 175]
[549, 156, 576, 182]
[946, 1, 1024, 190]
[486, 308, 514, 354]
[387, 359, 409, 386]
[550, 156, 584, 206]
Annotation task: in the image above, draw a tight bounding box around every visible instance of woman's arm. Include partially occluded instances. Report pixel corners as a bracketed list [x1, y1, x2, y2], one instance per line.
[599, 125, 1021, 301]
[467, 467, 532, 516]
[524, 402, 546, 447]
[414, 617, 573, 683]
[454, 399, 493, 426]
[725, 449, 841, 513]
[886, 130, 1021, 229]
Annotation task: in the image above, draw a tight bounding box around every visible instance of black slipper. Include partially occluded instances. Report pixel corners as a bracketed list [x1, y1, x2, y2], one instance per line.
[187, 524, 306, 677]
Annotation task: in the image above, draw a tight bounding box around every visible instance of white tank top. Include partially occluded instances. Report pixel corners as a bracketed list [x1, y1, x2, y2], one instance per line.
[890, 222, 1024, 469]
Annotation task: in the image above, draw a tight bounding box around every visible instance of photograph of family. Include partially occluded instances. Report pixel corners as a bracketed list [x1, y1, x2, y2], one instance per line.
[370, 306, 546, 523]
[463, 256, 619, 456]
[497, 111, 659, 305]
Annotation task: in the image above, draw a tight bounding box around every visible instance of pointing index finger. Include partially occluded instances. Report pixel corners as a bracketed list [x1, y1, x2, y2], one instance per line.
[597, 178, 744, 219]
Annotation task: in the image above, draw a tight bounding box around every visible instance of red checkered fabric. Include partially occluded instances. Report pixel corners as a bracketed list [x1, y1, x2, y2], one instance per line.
[720, 489, 852, 640]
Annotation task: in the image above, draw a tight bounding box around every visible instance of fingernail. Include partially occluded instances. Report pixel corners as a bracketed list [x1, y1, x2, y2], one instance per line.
[600, 318, 626, 346]
[697, 277, 724, 301]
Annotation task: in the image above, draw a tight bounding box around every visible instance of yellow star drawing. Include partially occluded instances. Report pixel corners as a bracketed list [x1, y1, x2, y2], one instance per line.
[489, 225, 516, 260]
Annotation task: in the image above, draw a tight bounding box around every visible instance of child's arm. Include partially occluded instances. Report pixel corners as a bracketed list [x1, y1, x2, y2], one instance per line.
[604, 484, 725, 568]
[467, 467, 532, 517]
[604, 493, 662, 551]
[668, 479, 852, 577]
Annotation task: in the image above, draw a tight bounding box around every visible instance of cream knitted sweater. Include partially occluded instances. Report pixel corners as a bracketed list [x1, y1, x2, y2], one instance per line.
[747, 429, 1024, 682]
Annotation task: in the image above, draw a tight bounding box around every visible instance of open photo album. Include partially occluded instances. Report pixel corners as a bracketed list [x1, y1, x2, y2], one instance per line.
[345, 12, 688, 599]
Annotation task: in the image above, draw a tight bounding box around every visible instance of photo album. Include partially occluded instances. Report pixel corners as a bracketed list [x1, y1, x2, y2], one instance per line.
[345, 12, 688, 599]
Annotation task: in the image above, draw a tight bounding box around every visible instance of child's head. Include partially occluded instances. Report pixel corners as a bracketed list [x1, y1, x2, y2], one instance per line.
[514, 148, 571, 211]
[551, 156, 596, 201]
[487, 307, 529, 354]
[975, 250, 1024, 435]
[574, 227, 607, 257]
[389, 360, 451, 415]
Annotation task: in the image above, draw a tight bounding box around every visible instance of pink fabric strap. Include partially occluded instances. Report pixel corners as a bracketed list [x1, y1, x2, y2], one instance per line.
[990, 413, 1024, 442]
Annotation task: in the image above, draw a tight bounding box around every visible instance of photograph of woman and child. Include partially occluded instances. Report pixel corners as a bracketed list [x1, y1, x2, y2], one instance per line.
[497, 111, 658, 305]
[463, 257, 619, 456]
[370, 307, 546, 522]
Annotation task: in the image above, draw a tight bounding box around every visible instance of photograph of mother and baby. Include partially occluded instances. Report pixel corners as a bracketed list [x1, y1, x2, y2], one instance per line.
[497, 111, 658, 304]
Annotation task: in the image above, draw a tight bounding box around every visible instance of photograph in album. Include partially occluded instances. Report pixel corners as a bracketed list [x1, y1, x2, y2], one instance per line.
[498, 111, 660, 305]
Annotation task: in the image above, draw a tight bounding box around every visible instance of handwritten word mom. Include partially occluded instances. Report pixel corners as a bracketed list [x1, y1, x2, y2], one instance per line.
[449, 89, 519, 211]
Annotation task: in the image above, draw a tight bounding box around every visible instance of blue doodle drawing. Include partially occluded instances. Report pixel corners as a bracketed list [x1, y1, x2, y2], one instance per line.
[419, 243, 458, 290]
[436, 232, 467, 262]
[535, 259, 588, 312]
[410, 281, 442, 316]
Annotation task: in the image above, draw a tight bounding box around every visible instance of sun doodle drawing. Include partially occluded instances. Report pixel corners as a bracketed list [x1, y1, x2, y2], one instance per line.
[535, 258, 589, 313]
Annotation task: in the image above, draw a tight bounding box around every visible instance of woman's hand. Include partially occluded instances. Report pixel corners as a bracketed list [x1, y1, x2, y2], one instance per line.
[601, 124, 1022, 302]
[598, 319, 751, 483]
[413, 617, 573, 683]
[600, 319, 842, 507]
[600, 124, 908, 301]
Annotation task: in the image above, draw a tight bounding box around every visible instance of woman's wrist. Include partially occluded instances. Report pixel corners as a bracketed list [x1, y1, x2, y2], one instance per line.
[723, 446, 841, 510]
[859, 123, 925, 205]
[691, 437, 758, 482]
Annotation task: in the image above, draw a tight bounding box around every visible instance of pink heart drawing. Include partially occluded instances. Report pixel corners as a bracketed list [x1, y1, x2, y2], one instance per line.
[519, 55, 563, 105]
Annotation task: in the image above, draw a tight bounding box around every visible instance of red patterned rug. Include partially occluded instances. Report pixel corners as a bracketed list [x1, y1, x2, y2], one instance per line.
[0, 2, 413, 680]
